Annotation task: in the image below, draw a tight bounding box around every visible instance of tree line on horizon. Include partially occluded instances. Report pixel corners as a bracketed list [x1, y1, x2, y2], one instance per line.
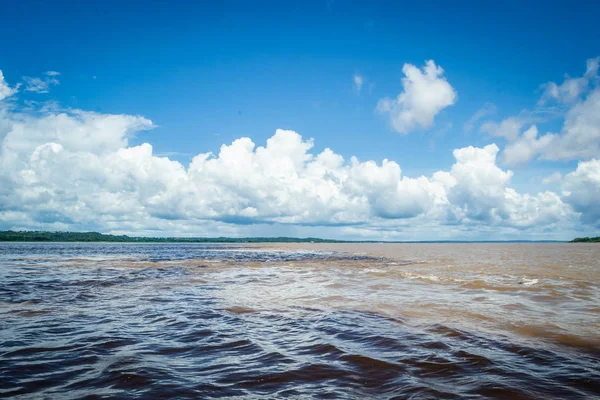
[0, 230, 590, 243]
[570, 236, 600, 243]
[0, 230, 343, 243]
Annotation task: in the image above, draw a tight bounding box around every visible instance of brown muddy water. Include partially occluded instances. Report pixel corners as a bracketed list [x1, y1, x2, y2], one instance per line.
[0, 242, 598, 399]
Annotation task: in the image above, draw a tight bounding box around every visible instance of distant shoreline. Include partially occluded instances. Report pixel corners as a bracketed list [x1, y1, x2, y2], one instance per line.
[570, 236, 600, 243]
[0, 230, 344, 243]
[0, 230, 571, 243]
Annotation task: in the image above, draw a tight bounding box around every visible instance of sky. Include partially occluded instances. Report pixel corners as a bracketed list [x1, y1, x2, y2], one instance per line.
[0, 0, 599, 240]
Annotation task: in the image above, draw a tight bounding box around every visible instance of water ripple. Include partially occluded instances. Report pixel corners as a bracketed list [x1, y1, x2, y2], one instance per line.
[1, 243, 599, 399]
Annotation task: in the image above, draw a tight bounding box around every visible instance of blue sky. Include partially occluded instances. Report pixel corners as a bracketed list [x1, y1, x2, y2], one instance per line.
[0, 0, 599, 239]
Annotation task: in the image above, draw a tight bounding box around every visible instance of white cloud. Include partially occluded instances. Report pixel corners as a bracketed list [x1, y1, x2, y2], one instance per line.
[499, 88, 600, 165]
[0, 70, 18, 101]
[481, 116, 530, 141]
[443, 144, 513, 221]
[0, 67, 591, 238]
[353, 74, 364, 92]
[377, 60, 457, 134]
[562, 159, 600, 226]
[539, 57, 599, 104]
[501, 126, 554, 166]
[478, 57, 600, 166]
[541, 171, 562, 185]
[440, 144, 573, 228]
[22, 71, 60, 93]
[542, 88, 600, 161]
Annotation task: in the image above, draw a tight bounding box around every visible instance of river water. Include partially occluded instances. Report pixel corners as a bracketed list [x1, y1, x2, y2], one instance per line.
[1, 242, 598, 399]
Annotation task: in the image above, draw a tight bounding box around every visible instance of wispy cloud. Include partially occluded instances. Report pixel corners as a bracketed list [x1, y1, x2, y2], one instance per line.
[542, 171, 562, 185]
[22, 71, 60, 93]
[538, 57, 599, 105]
[353, 74, 364, 93]
[464, 102, 496, 133]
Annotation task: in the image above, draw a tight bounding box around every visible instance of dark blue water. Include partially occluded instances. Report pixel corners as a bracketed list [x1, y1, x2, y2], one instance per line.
[1, 243, 599, 399]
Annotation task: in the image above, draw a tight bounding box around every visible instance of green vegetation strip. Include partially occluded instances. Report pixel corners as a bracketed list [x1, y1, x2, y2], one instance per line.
[0, 231, 575, 243]
[570, 236, 600, 243]
[0, 230, 343, 243]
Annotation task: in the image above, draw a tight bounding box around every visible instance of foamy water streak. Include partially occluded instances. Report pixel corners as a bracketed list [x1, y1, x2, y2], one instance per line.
[1, 242, 599, 399]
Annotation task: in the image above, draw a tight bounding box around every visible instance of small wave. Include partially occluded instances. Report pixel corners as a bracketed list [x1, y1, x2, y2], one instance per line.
[360, 268, 387, 274]
[519, 278, 539, 286]
[402, 272, 441, 282]
[226, 306, 258, 314]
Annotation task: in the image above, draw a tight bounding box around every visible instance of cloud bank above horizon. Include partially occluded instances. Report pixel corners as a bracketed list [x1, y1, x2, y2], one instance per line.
[0, 59, 599, 240]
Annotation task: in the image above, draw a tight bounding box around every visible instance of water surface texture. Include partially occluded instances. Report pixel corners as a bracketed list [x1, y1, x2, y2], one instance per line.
[1, 242, 599, 399]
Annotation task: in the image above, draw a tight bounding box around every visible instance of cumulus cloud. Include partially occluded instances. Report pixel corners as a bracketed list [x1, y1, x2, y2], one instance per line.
[0, 68, 592, 237]
[22, 71, 60, 93]
[435, 144, 571, 228]
[443, 144, 513, 222]
[353, 74, 364, 92]
[377, 60, 457, 134]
